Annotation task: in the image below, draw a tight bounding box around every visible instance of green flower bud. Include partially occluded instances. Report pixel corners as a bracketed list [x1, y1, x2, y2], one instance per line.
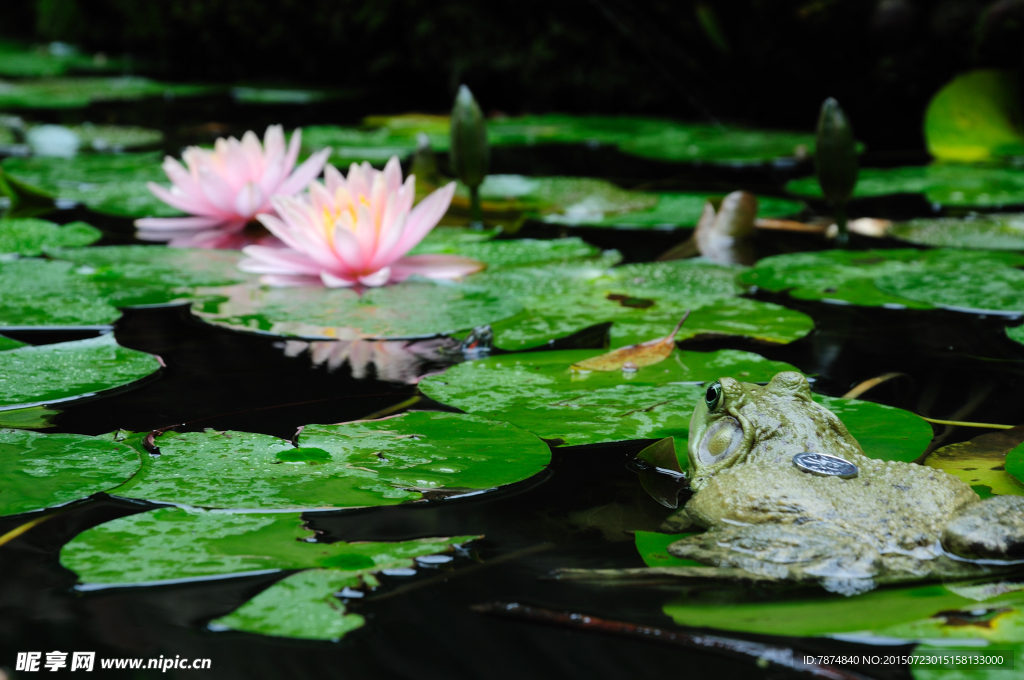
[450, 85, 489, 189]
[815, 97, 858, 205]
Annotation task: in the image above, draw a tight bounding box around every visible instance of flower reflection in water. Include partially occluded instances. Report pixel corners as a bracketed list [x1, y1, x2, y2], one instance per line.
[280, 336, 465, 385]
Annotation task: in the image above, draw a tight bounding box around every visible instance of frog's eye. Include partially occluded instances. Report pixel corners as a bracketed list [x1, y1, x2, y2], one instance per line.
[705, 382, 722, 410]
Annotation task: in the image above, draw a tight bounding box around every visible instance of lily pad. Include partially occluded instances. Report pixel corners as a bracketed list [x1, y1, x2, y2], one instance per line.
[476, 258, 813, 350]
[111, 412, 549, 510]
[0, 218, 100, 255]
[210, 569, 366, 641]
[635, 531, 701, 568]
[0, 77, 216, 110]
[1, 152, 180, 218]
[61, 506, 474, 586]
[925, 69, 1024, 162]
[0, 258, 121, 327]
[0, 429, 140, 517]
[418, 348, 799, 447]
[0, 334, 24, 351]
[556, 192, 805, 230]
[787, 164, 1024, 208]
[68, 123, 164, 152]
[1009, 324, 1024, 348]
[1006, 441, 1024, 488]
[0, 334, 160, 409]
[664, 580, 1024, 639]
[53, 245, 251, 306]
[304, 115, 815, 166]
[194, 238, 604, 339]
[815, 395, 934, 464]
[740, 248, 1024, 312]
[925, 427, 1024, 498]
[890, 214, 1024, 250]
[231, 86, 349, 105]
[0, 40, 122, 77]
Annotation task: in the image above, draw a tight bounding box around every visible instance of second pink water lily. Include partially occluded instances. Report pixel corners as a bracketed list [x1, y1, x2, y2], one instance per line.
[239, 157, 484, 287]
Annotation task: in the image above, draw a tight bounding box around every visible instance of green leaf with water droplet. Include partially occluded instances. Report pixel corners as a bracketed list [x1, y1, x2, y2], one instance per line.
[890, 213, 1024, 250]
[61, 506, 475, 586]
[0, 218, 100, 256]
[110, 412, 550, 510]
[0, 334, 160, 409]
[419, 348, 798, 447]
[0, 429, 140, 517]
[787, 164, 1024, 208]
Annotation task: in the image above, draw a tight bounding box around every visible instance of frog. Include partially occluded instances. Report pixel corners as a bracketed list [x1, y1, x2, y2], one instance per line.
[661, 371, 1024, 595]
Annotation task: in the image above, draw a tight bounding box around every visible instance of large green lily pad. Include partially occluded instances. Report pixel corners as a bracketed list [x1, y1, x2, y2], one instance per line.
[194, 237, 606, 339]
[554, 192, 804, 230]
[740, 248, 1024, 312]
[0, 218, 100, 256]
[0, 77, 216, 110]
[419, 348, 798, 447]
[925, 428, 1024, 498]
[475, 258, 813, 350]
[787, 164, 1024, 208]
[925, 69, 1024, 162]
[61, 506, 474, 585]
[111, 412, 549, 510]
[815, 395, 934, 464]
[890, 214, 1024, 250]
[0, 258, 121, 326]
[210, 569, 367, 641]
[303, 114, 815, 166]
[664, 580, 1024, 640]
[0, 429, 140, 517]
[1007, 441, 1024, 488]
[0, 40, 122, 77]
[0, 334, 160, 409]
[1, 153, 180, 218]
[0, 335, 24, 351]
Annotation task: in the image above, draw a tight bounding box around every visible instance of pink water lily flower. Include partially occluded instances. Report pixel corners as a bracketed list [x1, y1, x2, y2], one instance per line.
[238, 157, 484, 287]
[135, 125, 331, 249]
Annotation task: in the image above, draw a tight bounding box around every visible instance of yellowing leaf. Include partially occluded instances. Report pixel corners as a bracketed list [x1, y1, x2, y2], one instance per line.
[571, 312, 689, 372]
[924, 426, 1024, 497]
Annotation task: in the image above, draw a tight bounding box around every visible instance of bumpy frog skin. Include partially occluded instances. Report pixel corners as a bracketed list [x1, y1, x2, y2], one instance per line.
[665, 372, 1024, 595]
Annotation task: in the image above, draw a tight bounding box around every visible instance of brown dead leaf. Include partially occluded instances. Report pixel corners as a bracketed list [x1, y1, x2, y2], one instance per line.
[571, 312, 689, 372]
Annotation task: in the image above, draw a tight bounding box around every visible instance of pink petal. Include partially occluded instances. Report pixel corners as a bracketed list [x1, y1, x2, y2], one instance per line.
[391, 254, 484, 281]
[162, 157, 206, 201]
[262, 273, 322, 287]
[383, 182, 456, 260]
[146, 182, 212, 215]
[239, 245, 324, 275]
[135, 215, 225, 231]
[321, 271, 358, 288]
[283, 127, 302, 176]
[382, 156, 403, 194]
[277, 147, 331, 196]
[234, 181, 265, 218]
[358, 266, 391, 287]
[324, 164, 346, 194]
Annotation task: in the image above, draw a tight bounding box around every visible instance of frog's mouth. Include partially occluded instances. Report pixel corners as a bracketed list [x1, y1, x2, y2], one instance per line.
[695, 416, 745, 466]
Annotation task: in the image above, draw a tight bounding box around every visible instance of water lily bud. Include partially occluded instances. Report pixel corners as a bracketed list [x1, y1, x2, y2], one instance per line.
[450, 85, 488, 189]
[815, 98, 858, 205]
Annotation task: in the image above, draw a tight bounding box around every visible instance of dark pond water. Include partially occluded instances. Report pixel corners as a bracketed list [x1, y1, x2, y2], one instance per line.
[2, 96, 1024, 680]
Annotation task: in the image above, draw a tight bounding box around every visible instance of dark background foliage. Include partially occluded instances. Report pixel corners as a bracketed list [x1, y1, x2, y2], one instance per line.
[5, 0, 1024, 150]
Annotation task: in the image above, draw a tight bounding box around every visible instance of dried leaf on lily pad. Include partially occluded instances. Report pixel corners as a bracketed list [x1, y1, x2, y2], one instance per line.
[420, 349, 799, 447]
[663, 579, 1024, 640]
[0, 334, 160, 409]
[571, 313, 689, 372]
[60, 506, 476, 587]
[0, 218, 100, 256]
[925, 427, 1024, 498]
[110, 412, 549, 510]
[0, 429, 140, 517]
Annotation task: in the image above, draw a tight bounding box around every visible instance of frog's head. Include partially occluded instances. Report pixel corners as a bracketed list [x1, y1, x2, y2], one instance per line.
[687, 371, 861, 490]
